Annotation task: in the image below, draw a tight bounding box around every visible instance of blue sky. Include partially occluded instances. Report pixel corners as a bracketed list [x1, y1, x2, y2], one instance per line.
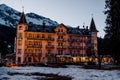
[1, 0, 106, 37]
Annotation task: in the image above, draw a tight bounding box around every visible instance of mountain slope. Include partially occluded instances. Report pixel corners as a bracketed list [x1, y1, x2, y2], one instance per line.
[0, 4, 58, 28]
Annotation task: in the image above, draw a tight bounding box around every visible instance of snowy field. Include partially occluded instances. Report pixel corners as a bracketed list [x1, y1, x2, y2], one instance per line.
[0, 65, 120, 80]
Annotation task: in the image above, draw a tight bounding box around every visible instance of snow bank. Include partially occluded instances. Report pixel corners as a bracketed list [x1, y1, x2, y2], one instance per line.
[0, 66, 119, 80]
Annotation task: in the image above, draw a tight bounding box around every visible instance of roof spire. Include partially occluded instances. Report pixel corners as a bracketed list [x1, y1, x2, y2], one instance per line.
[89, 17, 98, 32]
[22, 6, 24, 12]
[19, 7, 27, 24]
[91, 13, 93, 18]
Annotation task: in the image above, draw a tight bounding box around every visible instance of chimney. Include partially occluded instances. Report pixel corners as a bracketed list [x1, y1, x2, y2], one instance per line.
[42, 21, 46, 30]
[76, 26, 80, 29]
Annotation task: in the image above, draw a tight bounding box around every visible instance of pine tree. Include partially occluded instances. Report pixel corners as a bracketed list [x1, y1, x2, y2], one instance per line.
[104, 0, 120, 64]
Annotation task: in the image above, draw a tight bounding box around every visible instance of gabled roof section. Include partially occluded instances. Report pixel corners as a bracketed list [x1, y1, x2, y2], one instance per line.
[19, 12, 27, 24]
[89, 18, 98, 32]
[54, 23, 68, 30]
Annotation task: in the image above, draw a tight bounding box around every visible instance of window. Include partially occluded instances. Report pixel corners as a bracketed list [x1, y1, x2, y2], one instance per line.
[18, 49, 21, 54]
[70, 50, 72, 54]
[48, 42, 51, 46]
[58, 29, 60, 32]
[28, 57, 32, 62]
[28, 34, 32, 38]
[18, 33, 22, 38]
[48, 35, 51, 38]
[77, 50, 80, 54]
[37, 34, 40, 38]
[61, 29, 63, 32]
[47, 50, 51, 54]
[42, 34, 45, 38]
[58, 43, 63, 46]
[19, 26, 22, 30]
[39, 50, 42, 53]
[58, 50, 63, 55]
[18, 40, 22, 45]
[18, 57, 21, 63]
[58, 36, 63, 39]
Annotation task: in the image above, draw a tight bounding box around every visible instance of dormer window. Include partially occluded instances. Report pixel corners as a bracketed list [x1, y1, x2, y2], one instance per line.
[19, 26, 22, 30]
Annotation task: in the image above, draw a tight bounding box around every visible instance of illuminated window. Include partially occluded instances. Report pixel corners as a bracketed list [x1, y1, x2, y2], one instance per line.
[28, 34, 32, 38]
[18, 33, 22, 38]
[18, 40, 22, 45]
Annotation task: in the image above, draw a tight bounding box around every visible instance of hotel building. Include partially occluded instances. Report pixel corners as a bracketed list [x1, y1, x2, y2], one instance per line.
[15, 12, 98, 64]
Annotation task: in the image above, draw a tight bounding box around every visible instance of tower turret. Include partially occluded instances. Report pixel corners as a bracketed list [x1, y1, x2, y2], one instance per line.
[89, 17, 98, 56]
[19, 12, 27, 24]
[16, 11, 28, 64]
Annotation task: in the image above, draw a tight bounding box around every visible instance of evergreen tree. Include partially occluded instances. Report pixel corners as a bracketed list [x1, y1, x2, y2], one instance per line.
[104, 0, 120, 64]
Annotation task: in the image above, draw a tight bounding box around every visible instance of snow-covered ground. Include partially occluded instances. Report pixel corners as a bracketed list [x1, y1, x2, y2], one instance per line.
[0, 65, 120, 80]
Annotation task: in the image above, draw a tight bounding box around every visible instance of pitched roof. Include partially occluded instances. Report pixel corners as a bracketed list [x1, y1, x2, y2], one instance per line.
[89, 18, 98, 32]
[19, 12, 27, 24]
[26, 23, 90, 35]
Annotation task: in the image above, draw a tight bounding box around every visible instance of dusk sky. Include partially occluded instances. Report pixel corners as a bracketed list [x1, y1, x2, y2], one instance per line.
[1, 0, 106, 37]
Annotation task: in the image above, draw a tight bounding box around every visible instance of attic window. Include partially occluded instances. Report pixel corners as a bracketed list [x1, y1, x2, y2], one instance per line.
[19, 26, 22, 30]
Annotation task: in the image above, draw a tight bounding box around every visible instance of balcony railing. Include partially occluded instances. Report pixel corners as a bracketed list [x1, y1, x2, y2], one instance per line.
[34, 45, 42, 48]
[27, 37, 54, 41]
[57, 45, 66, 49]
[25, 53, 42, 56]
[68, 39, 87, 43]
[27, 45, 42, 48]
[68, 39, 75, 42]
[46, 45, 54, 48]
[57, 38, 66, 42]
[68, 46, 76, 49]
[46, 53, 54, 56]
[57, 32, 66, 35]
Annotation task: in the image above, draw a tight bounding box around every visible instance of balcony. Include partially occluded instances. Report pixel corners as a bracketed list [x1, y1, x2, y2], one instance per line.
[25, 53, 42, 56]
[34, 53, 42, 56]
[33, 45, 42, 48]
[56, 53, 71, 57]
[57, 38, 66, 42]
[46, 45, 54, 49]
[46, 38, 54, 41]
[68, 46, 76, 49]
[46, 53, 54, 56]
[27, 37, 33, 40]
[27, 37, 40, 40]
[57, 32, 66, 35]
[68, 39, 73, 42]
[57, 45, 66, 49]
[27, 45, 42, 48]
[26, 45, 34, 48]
[25, 53, 34, 56]
[27, 37, 55, 41]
